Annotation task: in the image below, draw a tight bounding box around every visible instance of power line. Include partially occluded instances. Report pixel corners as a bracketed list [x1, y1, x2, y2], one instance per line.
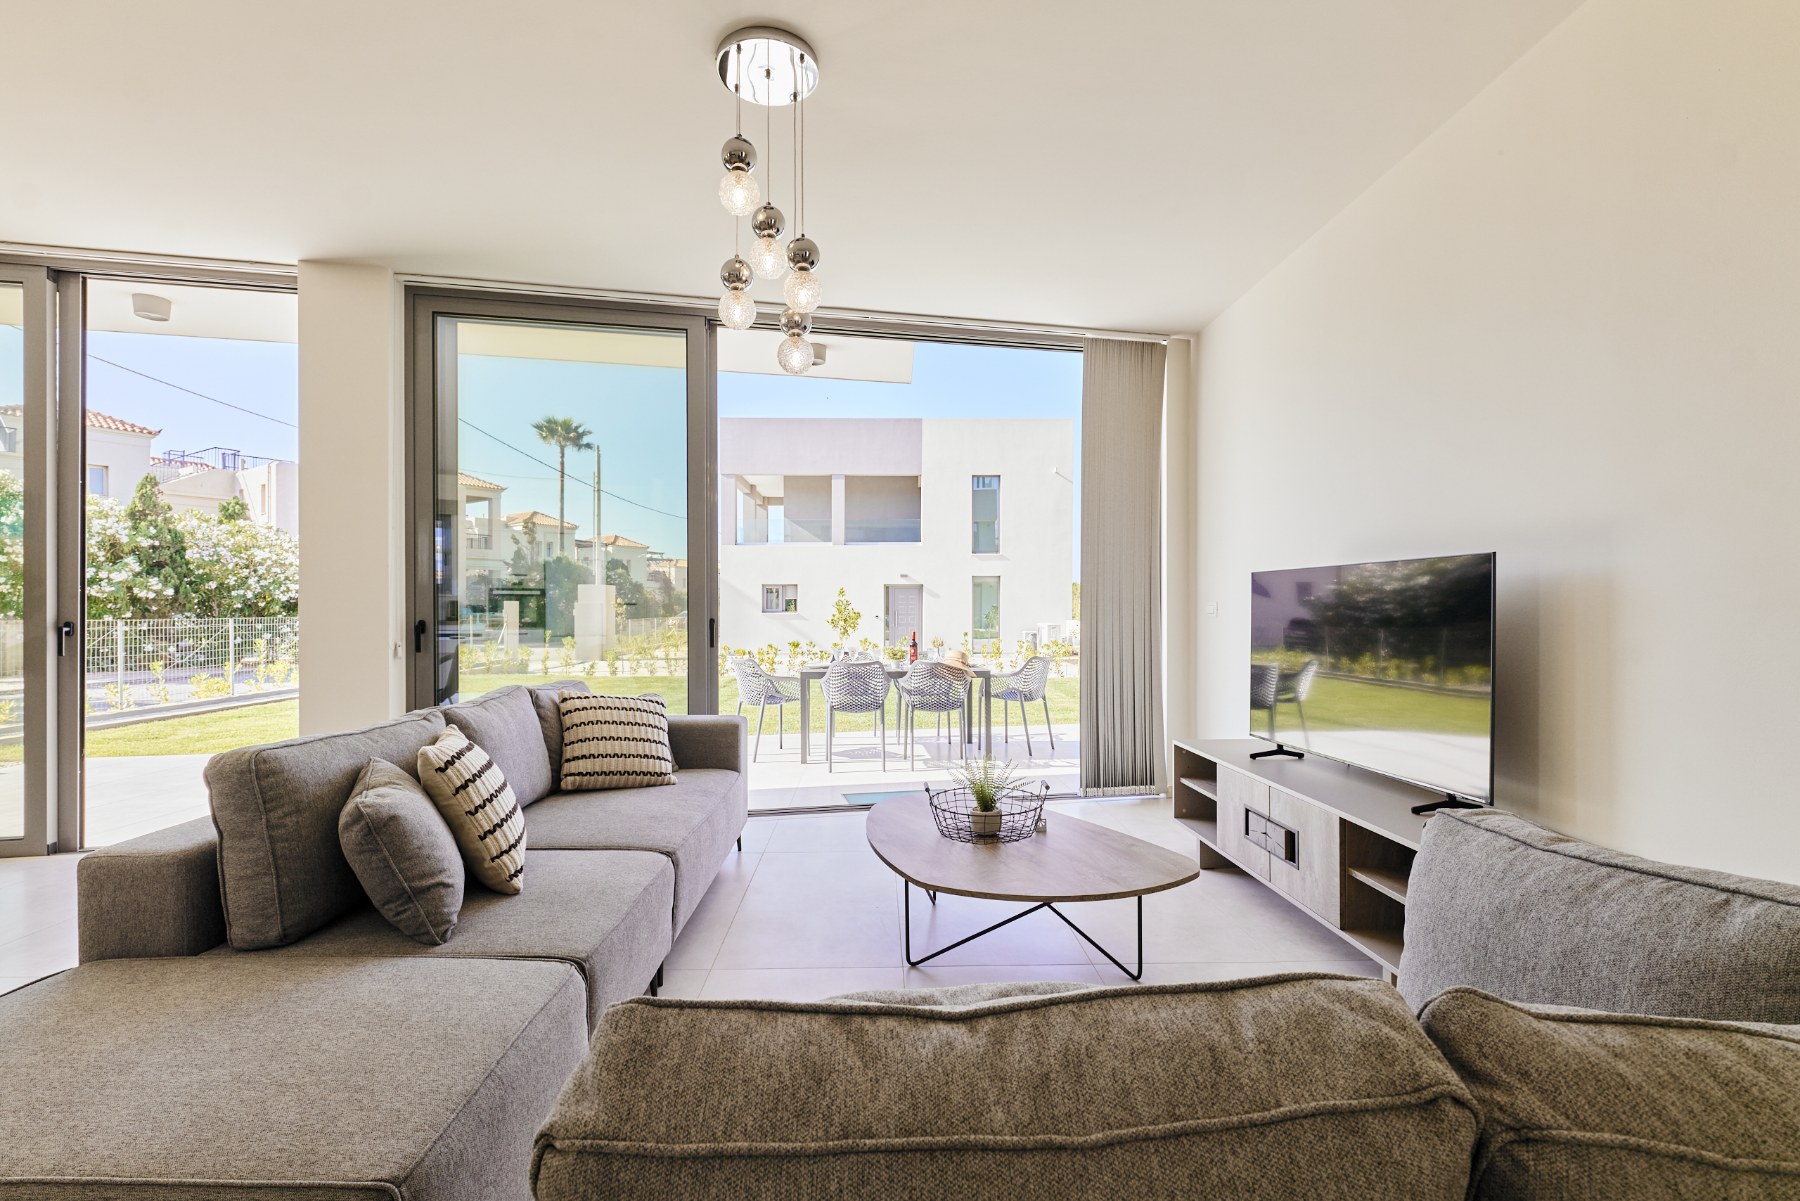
[87, 355, 297, 429]
[457, 418, 687, 521]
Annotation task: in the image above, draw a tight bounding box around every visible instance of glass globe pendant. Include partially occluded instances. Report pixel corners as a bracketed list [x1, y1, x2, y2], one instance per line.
[717, 134, 759, 216]
[748, 203, 787, 279]
[718, 255, 756, 329]
[783, 267, 822, 313]
[718, 288, 756, 330]
[718, 169, 759, 217]
[777, 332, 814, 374]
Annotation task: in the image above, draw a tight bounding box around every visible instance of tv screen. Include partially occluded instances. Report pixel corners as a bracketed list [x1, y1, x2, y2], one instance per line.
[1250, 553, 1495, 803]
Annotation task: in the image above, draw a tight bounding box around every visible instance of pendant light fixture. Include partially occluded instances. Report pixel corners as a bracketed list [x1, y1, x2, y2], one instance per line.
[714, 26, 822, 374]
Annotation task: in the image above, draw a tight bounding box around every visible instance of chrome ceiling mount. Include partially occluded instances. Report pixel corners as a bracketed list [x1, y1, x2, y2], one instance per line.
[716, 26, 819, 106]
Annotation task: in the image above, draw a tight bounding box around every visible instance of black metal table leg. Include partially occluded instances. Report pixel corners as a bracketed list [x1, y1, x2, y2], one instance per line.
[903, 882, 1143, 979]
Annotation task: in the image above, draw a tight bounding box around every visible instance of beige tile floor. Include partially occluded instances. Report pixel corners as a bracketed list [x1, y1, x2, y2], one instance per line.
[0, 796, 1377, 999]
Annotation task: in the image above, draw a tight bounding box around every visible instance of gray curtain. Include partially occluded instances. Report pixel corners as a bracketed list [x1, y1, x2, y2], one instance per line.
[1079, 338, 1167, 792]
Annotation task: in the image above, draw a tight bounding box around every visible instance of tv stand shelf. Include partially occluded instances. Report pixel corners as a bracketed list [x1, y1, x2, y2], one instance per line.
[1172, 739, 1437, 981]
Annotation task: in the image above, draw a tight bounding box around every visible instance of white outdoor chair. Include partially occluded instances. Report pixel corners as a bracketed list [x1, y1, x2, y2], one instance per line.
[821, 658, 891, 773]
[730, 657, 801, 762]
[993, 654, 1055, 756]
[896, 660, 967, 768]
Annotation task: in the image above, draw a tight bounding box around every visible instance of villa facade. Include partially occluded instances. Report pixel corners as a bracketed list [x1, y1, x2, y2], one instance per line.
[718, 416, 1075, 653]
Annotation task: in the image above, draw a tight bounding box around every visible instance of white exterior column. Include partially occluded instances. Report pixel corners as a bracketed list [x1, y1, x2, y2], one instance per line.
[830, 474, 846, 545]
[297, 261, 406, 734]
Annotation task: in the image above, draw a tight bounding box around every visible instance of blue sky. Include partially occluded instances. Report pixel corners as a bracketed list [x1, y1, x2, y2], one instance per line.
[3, 327, 1082, 570]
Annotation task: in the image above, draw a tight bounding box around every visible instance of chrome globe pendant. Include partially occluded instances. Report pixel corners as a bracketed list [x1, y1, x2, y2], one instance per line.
[718, 134, 760, 217]
[718, 254, 756, 330]
[748, 203, 788, 280]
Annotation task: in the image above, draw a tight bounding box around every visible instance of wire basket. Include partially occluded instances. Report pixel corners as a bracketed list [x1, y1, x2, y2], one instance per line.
[927, 781, 1050, 843]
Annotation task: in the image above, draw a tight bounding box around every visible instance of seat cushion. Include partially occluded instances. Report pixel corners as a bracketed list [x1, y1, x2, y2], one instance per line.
[524, 768, 746, 931]
[444, 685, 555, 807]
[338, 757, 465, 945]
[1398, 808, 1800, 1023]
[221, 849, 674, 1030]
[534, 974, 1479, 1201]
[418, 726, 528, 895]
[1420, 987, 1800, 1200]
[207, 707, 448, 949]
[0, 955, 586, 1200]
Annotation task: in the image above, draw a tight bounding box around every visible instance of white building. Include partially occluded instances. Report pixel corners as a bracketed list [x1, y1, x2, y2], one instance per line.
[718, 417, 1075, 652]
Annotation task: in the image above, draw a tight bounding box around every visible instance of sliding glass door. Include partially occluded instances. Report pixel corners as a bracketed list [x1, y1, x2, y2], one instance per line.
[410, 294, 715, 713]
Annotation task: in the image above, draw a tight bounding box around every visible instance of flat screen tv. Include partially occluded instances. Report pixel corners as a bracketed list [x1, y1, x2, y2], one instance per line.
[1250, 553, 1495, 804]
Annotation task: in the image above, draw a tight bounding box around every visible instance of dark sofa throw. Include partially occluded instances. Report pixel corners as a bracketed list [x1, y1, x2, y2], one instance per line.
[557, 692, 676, 791]
[1420, 987, 1800, 1200]
[338, 757, 465, 945]
[1398, 808, 1800, 1023]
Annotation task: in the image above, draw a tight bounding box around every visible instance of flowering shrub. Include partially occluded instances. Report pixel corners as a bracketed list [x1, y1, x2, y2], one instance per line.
[4, 471, 300, 621]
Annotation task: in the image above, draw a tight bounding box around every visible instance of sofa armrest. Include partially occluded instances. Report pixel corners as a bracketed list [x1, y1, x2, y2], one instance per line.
[667, 715, 746, 774]
[77, 816, 226, 962]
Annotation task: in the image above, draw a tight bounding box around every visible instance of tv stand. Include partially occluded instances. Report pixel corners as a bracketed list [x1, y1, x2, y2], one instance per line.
[1249, 743, 1304, 761]
[1410, 795, 1484, 816]
[1172, 739, 1440, 983]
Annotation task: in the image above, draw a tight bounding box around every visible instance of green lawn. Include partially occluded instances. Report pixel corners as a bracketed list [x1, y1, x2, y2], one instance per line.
[1268, 675, 1489, 740]
[24, 670, 1078, 763]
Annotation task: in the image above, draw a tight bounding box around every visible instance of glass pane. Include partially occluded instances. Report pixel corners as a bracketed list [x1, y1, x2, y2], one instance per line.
[718, 331, 1082, 809]
[436, 318, 689, 712]
[82, 281, 299, 848]
[0, 283, 24, 841]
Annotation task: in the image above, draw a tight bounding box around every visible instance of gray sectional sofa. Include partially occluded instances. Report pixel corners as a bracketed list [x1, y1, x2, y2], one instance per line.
[0, 683, 747, 1201]
[533, 809, 1800, 1201]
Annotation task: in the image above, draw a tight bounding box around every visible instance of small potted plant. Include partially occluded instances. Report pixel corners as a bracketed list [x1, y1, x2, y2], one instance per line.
[953, 756, 1018, 837]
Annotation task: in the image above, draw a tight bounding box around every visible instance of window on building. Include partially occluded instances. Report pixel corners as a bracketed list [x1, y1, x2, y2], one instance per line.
[762, 584, 798, 613]
[972, 475, 999, 553]
[466, 497, 493, 549]
[972, 576, 1000, 641]
[845, 475, 921, 543]
[86, 464, 109, 495]
[1295, 581, 1314, 602]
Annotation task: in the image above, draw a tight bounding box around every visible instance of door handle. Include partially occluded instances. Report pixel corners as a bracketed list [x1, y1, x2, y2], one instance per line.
[57, 620, 75, 658]
[414, 619, 428, 654]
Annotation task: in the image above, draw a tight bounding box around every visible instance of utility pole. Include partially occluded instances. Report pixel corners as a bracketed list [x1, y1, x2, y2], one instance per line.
[592, 448, 603, 575]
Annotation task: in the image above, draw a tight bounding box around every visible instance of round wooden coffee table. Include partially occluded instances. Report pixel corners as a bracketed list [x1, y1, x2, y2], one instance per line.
[865, 796, 1199, 980]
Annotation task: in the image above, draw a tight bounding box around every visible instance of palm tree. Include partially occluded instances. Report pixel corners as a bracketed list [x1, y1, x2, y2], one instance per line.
[531, 416, 593, 559]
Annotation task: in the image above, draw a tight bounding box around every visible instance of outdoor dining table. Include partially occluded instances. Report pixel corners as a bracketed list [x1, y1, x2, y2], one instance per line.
[793, 663, 992, 765]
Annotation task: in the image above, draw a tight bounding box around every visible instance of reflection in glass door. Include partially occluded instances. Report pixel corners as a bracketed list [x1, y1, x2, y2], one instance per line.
[415, 300, 713, 714]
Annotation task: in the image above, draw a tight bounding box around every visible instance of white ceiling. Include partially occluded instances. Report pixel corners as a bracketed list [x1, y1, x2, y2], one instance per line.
[0, 1, 1582, 334]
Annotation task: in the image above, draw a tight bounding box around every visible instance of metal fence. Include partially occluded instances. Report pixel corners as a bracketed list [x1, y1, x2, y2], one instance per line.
[82, 616, 299, 715]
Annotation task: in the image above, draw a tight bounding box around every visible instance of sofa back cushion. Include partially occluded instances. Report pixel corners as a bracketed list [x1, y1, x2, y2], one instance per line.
[1420, 987, 1800, 1199]
[533, 975, 1479, 1201]
[207, 708, 447, 949]
[443, 685, 554, 807]
[530, 680, 590, 783]
[1398, 809, 1800, 1023]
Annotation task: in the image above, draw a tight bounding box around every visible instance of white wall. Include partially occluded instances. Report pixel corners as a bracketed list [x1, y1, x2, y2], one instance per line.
[297, 262, 405, 733]
[1183, 0, 1800, 881]
[83, 428, 152, 503]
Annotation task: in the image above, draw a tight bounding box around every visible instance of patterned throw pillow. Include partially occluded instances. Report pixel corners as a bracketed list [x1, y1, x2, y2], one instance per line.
[416, 727, 527, 894]
[558, 691, 677, 791]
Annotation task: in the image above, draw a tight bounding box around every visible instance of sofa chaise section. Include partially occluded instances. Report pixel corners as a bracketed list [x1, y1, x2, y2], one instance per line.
[0, 955, 587, 1200]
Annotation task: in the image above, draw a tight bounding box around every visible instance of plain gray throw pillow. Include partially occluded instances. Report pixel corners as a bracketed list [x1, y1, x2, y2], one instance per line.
[338, 757, 465, 945]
